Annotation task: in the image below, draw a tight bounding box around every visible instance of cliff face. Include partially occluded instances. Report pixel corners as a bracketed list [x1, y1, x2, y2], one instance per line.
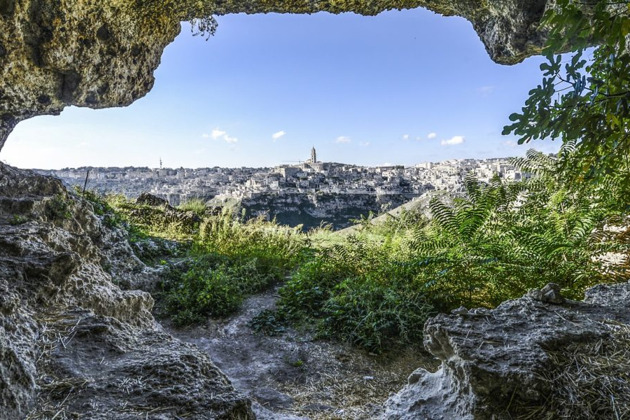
[241, 192, 415, 230]
[0, 162, 253, 419]
[0, 0, 556, 152]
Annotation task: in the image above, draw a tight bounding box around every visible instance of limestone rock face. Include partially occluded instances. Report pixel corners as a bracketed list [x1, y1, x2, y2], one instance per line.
[0, 162, 253, 419]
[1, 0, 557, 151]
[0, 0, 182, 151]
[239, 191, 414, 230]
[383, 282, 630, 419]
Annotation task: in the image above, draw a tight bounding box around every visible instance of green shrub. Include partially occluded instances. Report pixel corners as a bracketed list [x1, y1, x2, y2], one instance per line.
[45, 194, 71, 221]
[321, 277, 434, 351]
[160, 253, 284, 326]
[9, 214, 28, 225]
[80, 190, 136, 231]
[276, 240, 437, 352]
[250, 309, 287, 336]
[178, 198, 207, 217]
[278, 258, 347, 319]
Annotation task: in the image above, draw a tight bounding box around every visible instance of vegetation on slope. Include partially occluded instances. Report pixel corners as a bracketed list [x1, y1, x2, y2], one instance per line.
[82, 0, 630, 353]
[273, 148, 628, 351]
[86, 193, 306, 325]
[160, 212, 306, 325]
[83, 143, 628, 352]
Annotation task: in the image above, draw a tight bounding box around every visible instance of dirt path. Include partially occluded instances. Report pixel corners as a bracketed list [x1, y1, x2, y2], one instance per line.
[164, 286, 437, 419]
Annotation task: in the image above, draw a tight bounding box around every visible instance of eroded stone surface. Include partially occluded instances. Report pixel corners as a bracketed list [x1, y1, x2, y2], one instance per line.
[0, 0, 183, 151]
[383, 282, 630, 419]
[1, 0, 559, 152]
[0, 162, 252, 420]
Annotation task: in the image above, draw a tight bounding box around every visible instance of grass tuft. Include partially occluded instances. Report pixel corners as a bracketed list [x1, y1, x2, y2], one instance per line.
[513, 322, 630, 419]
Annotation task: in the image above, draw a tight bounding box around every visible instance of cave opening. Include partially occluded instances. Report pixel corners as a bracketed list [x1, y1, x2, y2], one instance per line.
[2, 9, 554, 170]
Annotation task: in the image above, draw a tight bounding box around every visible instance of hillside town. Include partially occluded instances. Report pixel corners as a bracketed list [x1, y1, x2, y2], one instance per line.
[37, 148, 529, 207]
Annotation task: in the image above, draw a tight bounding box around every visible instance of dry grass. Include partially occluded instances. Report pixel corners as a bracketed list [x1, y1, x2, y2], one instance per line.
[25, 312, 91, 420]
[518, 321, 630, 420]
[277, 347, 438, 420]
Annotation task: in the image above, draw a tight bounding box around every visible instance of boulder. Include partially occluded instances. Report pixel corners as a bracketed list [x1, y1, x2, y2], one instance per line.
[136, 193, 170, 208]
[383, 281, 630, 419]
[132, 192, 203, 232]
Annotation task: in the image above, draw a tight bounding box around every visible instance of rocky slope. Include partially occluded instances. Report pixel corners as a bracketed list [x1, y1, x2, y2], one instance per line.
[1, 0, 572, 152]
[169, 286, 438, 420]
[0, 162, 253, 419]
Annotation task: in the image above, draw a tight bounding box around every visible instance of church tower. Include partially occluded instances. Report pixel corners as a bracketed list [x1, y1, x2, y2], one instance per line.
[310, 146, 317, 164]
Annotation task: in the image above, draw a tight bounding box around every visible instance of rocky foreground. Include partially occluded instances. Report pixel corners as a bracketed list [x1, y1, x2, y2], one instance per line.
[0, 163, 253, 419]
[1, 163, 629, 419]
[384, 283, 630, 419]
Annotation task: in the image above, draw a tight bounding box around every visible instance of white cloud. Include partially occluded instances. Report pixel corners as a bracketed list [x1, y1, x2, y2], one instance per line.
[427, 132, 437, 140]
[272, 131, 286, 141]
[402, 134, 410, 141]
[360, 141, 371, 147]
[441, 136, 465, 146]
[207, 129, 238, 144]
[211, 129, 227, 140]
[336, 136, 351, 143]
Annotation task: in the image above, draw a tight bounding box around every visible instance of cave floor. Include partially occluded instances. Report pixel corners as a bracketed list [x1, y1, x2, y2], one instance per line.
[163, 286, 437, 419]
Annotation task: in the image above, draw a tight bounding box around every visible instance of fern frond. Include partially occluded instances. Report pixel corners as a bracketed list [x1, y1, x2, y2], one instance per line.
[429, 197, 458, 234]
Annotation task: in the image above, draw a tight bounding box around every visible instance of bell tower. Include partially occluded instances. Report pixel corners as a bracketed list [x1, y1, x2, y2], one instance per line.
[310, 146, 317, 164]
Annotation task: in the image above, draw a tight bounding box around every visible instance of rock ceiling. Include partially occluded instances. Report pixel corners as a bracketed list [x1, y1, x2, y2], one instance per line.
[0, 0, 550, 151]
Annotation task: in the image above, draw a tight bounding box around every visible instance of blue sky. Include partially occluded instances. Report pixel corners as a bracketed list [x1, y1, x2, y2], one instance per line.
[2, 9, 560, 169]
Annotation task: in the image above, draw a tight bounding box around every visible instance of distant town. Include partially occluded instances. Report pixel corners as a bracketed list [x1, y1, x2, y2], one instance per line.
[35, 148, 531, 229]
